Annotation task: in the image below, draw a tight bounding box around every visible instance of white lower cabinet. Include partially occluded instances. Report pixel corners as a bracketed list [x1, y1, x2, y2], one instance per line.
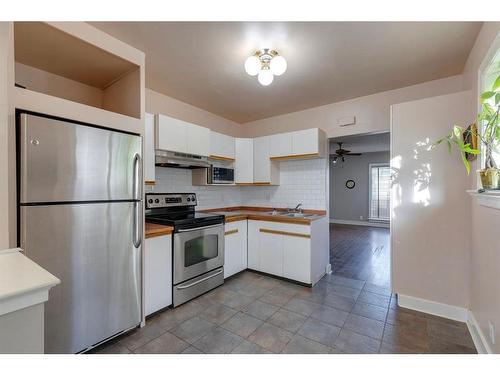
[247, 220, 312, 284]
[224, 220, 247, 278]
[145, 234, 172, 316]
[283, 235, 311, 283]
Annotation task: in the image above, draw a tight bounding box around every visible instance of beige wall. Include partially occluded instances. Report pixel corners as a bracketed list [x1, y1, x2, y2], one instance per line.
[0, 23, 15, 249]
[391, 91, 472, 308]
[146, 88, 241, 137]
[239, 75, 464, 138]
[462, 22, 500, 353]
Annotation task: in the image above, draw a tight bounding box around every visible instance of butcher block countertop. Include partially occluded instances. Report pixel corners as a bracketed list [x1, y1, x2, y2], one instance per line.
[201, 206, 327, 225]
[145, 223, 174, 239]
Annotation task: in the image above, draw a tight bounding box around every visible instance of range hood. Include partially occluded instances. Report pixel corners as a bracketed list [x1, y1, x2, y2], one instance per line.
[155, 149, 210, 169]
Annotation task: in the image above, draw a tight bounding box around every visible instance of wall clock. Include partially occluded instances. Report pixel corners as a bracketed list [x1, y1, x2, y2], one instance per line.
[346, 179, 355, 189]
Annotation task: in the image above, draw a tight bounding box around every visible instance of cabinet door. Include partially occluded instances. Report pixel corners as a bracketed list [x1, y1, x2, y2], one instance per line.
[187, 123, 210, 156]
[145, 235, 172, 316]
[235, 138, 254, 183]
[269, 133, 292, 158]
[144, 113, 155, 183]
[210, 131, 235, 160]
[253, 136, 271, 183]
[291, 128, 319, 156]
[224, 221, 247, 278]
[283, 235, 311, 284]
[156, 114, 187, 153]
[258, 230, 284, 277]
[247, 220, 260, 270]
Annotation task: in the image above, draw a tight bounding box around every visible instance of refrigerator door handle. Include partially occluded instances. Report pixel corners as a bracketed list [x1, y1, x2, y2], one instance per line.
[133, 201, 143, 248]
[133, 153, 142, 201]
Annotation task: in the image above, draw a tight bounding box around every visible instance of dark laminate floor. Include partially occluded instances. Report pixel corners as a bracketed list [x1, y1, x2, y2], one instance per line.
[330, 224, 391, 287]
[91, 270, 476, 354]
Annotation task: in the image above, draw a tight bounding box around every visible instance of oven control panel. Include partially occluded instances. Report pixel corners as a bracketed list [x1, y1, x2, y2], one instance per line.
[145, 193, 197, 209]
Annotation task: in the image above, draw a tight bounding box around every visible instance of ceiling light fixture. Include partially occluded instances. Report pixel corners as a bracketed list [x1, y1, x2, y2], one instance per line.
[244, 49, 287, 86]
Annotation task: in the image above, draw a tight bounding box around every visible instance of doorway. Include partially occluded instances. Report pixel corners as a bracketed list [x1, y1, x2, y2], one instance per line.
[328, 132, 391, 288]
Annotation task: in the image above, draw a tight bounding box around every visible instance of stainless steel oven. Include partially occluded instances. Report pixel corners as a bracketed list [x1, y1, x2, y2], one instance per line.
[208, 166, 234, 184]
[173, 223, 224, 284]
[173, 222, 224, 306]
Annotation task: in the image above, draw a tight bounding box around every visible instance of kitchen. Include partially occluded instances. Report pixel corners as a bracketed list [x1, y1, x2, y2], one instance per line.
[1, 13, 498, 362]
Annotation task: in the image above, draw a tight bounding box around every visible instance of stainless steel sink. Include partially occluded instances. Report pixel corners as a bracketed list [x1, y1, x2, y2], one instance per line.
[283, 212, 315, 218]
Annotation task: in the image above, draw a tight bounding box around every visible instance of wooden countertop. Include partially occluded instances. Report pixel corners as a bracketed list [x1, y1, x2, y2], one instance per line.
[201, 206, 327, 225]
[145, 222, 173, 239]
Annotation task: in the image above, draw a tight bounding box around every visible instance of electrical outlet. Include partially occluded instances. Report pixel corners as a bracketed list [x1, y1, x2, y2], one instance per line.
[489, 321, 496, 345]
[360, 215, 364, 220]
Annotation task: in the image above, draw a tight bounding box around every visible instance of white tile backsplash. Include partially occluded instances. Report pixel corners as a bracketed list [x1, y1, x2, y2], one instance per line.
[146, 158, 327, 210]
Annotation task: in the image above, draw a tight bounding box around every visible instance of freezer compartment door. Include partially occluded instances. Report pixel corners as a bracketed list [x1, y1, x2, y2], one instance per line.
[19, 113, 142, 203]
[20, 202, 142, 354]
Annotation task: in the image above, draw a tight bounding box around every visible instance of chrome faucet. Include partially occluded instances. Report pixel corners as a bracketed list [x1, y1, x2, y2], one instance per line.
[289, 203, 303, 213]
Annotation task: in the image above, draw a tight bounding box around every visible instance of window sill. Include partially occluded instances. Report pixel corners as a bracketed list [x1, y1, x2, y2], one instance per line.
[467, 190, 500, 210]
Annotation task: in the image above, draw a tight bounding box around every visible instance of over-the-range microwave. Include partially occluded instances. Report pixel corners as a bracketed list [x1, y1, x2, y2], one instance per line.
[208, 166, 234, 184]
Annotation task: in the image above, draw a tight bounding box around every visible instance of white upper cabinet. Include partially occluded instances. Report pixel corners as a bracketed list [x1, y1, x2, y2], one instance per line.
[235, 138, 254, 184]
[186, 123, 210, 157]
[291, 128, 326, 157]
[253, 136, 279, 185]
[156, 114, 187, 153]
[210, 131, 235, 160]
[269, 133, 292, 158]
[144, 113, 155, 184]
[155, 114, 210, 157]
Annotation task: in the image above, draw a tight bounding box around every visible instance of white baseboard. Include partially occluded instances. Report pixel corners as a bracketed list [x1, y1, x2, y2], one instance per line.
[398, 294, 468, 322]
[329, 219, 389, 228]
[398, 294, 493, 354]
[467, 311, 493, 354]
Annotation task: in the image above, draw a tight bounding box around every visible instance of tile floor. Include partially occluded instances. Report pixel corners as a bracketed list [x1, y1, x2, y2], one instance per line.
[91, 271, 476, 354]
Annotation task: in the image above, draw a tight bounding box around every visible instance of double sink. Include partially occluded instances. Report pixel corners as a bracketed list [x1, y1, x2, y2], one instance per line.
[270, 211, 317, 218]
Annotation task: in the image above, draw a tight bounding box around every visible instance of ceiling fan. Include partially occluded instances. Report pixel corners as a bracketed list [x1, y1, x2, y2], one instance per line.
[331, 142, 362, 164]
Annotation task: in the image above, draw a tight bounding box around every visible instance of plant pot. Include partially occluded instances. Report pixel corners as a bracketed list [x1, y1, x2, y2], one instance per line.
[478, 168, 500, 190]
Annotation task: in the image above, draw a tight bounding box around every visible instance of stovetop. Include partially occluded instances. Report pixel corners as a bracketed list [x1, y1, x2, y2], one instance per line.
[144, 192, 224, 228]
[145, 210, 225, 227]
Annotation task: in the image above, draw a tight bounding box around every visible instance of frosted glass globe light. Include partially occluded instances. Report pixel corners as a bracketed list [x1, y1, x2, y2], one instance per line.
[270, 55, 287, 76]
[244, 55, 261, 76]
[258, 69, 274, 86]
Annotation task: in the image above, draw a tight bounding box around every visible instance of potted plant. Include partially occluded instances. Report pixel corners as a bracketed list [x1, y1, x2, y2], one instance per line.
[434, 72, 500, 190]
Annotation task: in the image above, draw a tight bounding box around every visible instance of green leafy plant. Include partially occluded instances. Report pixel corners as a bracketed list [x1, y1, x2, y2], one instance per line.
[433, 71, 500, 174]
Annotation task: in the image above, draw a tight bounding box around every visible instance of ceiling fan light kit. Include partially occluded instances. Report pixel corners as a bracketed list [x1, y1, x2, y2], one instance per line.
[245, 49, 287, 86]
[331, 142, 362, 164]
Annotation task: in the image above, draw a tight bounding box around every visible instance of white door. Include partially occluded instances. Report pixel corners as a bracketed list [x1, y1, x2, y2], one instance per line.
[187, 123, 210, 156]
[258, 230, 284, 276]
[210, 131, 235, 160]
[247, 220, 260, 270]
[283, 235, 311, 283]
[291, 128, 318, 155]
[235, 138, 254, 183]
[224, 221, 248, 278]
[253, 136, 271, 183]
[269, 133, 292, 158]
[144, 113, 155, 183]
[391, 91, 471, 305]
[156, 114, 187, 153]
[144, 235, 172, 316]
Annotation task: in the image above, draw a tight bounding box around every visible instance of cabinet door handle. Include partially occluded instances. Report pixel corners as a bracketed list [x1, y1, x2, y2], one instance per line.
[225, 229, 239, 236]
[259, 228, 311, 238]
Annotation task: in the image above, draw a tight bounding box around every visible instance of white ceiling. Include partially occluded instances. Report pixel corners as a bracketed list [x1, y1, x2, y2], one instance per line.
[90, 22, 482, 123]
[330, 132, 390, 154]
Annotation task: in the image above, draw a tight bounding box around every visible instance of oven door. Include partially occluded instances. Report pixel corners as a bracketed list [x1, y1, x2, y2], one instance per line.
[173, 223, 224, 284]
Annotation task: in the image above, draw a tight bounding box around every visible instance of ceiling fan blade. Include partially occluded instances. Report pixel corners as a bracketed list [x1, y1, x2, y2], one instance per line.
[346, 152, 362, 156]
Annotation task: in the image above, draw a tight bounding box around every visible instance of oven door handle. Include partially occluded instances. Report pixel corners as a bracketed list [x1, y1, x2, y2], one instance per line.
[177, 223, 223, 233]
[176, 269, 223, 290]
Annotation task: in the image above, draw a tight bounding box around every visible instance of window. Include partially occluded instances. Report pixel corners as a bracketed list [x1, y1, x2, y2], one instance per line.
[369, 164, 390, 221]
[479, 38, 500, 169]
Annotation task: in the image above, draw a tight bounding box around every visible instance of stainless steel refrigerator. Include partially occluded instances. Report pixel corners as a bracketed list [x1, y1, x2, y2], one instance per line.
[18, 112, 143, 354]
